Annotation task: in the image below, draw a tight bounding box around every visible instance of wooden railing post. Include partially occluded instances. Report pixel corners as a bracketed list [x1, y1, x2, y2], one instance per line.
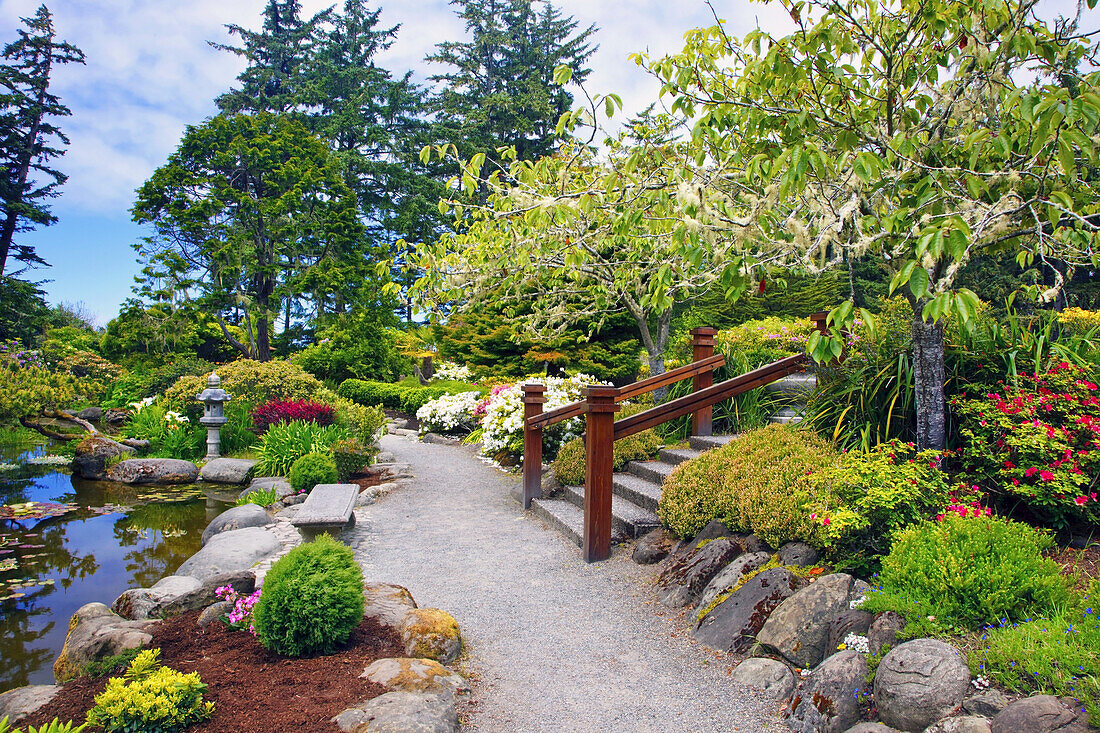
[521, 384, 546, 510]
[583, 385, 619, 563]
[690, 327, 717, 437]
[810, 312, 829, 337]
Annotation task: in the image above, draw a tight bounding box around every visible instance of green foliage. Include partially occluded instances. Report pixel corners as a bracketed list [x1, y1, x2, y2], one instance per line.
[163, 359, 331, 418]
[133, 112, 377, 362]
[553, 405, 664, 486]
[658, 425, 836, 545]
[100, 304, 242, 366]
[0, 358, 79, 423]
[337, 377, 476, 413]
[972, 584, 1100, 724]
[0, 718, 86, 733]
[953, 363, 1100, 530]
[256, 421, 350, 477]
[236, 487, 280, 507]
[253, 534, 365, 657]
[81, 648, 143, 679]
[0, 424, 46, 447]
[674, 272, 842, 333]
[293, 317, 408, 384]
[85, 649, 214, 733]
[121, 404, 201, 461]
[331, 438, 376, 481]
[862, 515, 1072, 635]
[331, 398, 385, 445]
[808, 440, 954, 573]
[101, 357, 215, 409]
[289, 451, 338, 494]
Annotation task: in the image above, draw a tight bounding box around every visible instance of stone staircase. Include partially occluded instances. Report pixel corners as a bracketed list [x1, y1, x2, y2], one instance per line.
[529, 372, 817, 548]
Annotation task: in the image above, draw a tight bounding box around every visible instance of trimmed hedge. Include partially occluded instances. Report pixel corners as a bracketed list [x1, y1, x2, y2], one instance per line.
[338, 378, 477, 414]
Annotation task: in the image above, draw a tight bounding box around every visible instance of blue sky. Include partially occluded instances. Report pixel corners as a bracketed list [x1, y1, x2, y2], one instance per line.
[0, 0, 1094, 326]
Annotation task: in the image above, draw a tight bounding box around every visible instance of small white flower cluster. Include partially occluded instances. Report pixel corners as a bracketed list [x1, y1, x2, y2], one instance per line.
[971, 675, 991, 690]
[842, 633, 870, 654]
[417, 391, 481, 435]
[849, 595, 867, 609]
[480, 374, 599, 460]
[163, 411, 189, 425]
[128, 396, 156, 412]
[0, 463, 19, 473]
[26, 455, 70, 466]
[432, 361, 472, 381]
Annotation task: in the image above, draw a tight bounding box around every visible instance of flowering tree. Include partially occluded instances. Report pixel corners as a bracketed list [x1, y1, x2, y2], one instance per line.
[642, 0, 1100, 448]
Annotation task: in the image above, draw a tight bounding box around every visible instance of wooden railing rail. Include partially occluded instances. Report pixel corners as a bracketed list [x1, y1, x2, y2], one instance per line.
[523, 315, 832, 563]
[526, 352, 725, 432]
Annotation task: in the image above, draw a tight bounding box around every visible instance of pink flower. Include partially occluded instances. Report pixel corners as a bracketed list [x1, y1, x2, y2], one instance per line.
[822, 517, 831, 526]
[1076, 496, 1089, 506]
[1039, 470, 1055, 481]
[1025, 467, 1039, 478]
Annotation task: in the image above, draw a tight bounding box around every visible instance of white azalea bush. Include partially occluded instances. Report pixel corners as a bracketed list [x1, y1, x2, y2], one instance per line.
[432, 360, 472, 381]
[480, 374, 601, 463]
[416, 391, 481, 435]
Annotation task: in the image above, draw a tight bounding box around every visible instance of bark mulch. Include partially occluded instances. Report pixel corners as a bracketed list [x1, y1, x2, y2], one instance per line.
[21, 610, 403, 732]
[1048, 541, 1100, 591]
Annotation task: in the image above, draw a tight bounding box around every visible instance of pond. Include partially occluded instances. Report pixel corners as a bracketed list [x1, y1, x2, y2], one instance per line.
[0, 439, 231, 692]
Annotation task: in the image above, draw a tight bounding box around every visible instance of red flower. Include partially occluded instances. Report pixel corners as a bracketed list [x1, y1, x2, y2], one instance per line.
[1076, 496, 1089, 506]
[1040, 470, 1055, 481]
[1025, 467, 1039, 478]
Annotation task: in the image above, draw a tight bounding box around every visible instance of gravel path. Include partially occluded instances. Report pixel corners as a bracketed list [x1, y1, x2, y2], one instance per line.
[351, 434, 783, 733]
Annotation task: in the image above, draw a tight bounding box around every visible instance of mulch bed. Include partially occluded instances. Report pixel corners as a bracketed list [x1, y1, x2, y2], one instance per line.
[350, 467, 393, 493]
[1047, 541, 1100, 591]
[22, 610, 403, 732]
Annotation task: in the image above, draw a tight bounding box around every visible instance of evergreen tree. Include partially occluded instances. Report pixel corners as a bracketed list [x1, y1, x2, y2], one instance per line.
[427, 0, 596, 166]
[0, 4, 83, 278]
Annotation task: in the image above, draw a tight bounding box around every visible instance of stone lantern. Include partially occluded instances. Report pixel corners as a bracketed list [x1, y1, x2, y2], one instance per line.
[196, 372, 232, 460]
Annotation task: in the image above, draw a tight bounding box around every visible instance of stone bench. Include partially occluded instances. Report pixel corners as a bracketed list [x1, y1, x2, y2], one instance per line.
[290, 484, 359, 537]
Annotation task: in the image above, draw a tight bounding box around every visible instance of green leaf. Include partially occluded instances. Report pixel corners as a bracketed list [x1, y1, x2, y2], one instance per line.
[552, 64, 573, 86]
[909, 267, 929, 299]
[418, 146, 431, 165]
[889, 261, 917, 295]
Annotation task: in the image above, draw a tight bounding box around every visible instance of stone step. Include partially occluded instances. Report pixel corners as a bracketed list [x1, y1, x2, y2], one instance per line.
[764, 372, 817, 396]
[560, 484, 661, 538]
[530, 497, 584, 547]
[626, 459, 675, 486]
[658, 447, 701, 465]
[688, 434, 739, 452]
[769, 405, 806, 425]
[612, 473, 662, 513]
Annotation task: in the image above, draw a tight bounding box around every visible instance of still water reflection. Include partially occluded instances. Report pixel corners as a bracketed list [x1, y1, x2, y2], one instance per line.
[0, 442, 229, 691]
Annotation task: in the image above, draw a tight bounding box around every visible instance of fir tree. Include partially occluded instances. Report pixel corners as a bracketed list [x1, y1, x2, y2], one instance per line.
[0, 4, 83, 278]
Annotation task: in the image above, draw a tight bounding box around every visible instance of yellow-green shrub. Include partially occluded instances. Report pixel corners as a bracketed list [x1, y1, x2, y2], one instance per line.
[163, 359, 330, 414]
[657, 424, 836, 545]
[84, 649, 213, 733]
[1058, 306, 1100, 335]
[553, 423, 664, 486]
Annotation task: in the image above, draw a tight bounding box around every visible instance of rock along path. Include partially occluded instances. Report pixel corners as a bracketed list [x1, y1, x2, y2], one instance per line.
[349, 435, 782, 733]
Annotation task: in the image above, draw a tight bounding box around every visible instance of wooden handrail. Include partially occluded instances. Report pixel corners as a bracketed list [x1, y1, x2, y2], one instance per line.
[526, 353, 725, 430]
[613, 353, 809, 440]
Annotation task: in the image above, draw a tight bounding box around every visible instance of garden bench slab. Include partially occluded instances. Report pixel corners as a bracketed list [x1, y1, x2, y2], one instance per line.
[290, 484, 359, 531]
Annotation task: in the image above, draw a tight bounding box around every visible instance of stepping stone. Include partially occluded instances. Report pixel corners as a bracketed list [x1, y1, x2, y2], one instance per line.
[291, 483, 359, 534]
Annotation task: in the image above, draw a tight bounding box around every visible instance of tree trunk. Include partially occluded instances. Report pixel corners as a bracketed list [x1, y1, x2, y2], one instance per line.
[912, 313, 947, 450]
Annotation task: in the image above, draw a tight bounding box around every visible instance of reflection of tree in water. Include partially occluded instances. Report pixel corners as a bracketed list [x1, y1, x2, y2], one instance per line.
[0, 583, 56, 689]
[114, 501, 207, 589]
[2, 518, 100, 590]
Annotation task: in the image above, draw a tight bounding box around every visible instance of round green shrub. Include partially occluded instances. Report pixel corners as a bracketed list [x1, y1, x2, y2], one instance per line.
[862, 514, 1072, 634]
[252, 534, 365, 657]
[657, 424, 836, 545]
[289, 451, 338, 494]
[553, 424, 664, 487]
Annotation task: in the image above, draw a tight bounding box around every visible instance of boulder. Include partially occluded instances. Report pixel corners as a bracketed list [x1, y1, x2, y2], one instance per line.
[826, 610, 874, 658]
[683, 519, 735, 553]
[742, 535, 772, 554]
[199, 458, 257, 484]
[697, 551, 771, 613]
[333, 691, 458, 733]
[874, 639, 970, 732]
[175, 526, 281, 582]
[364, 583, 418, 630]
[756, 573, 854, 668]
[102, 408, 129, 429]
[728, 658, 796, 702]
[76, 406, 103, 421]
[400, 608, 461, 664]
[788, 650, 869, 733]
[53, 603, 157, 682]
[694, 567, 800, 653]
[198, 600, 233, 628]
[240, 476, 295, 500]
[0, 685, 62, 724]
[201, 503, 271, 545]
[112, 570, 254, 620]
[963, 690, 1009, 718]
[632, 528, 676, 564]
[842, 725, 900, 733]
[106, 458, 199, 485]
[924, 716, 992, 733]
[376, 450, 397, 463]
[71, 435, 135, 480]
[657, 537, 741, 608]
[360, 658, 468, 698]
[868, 611, 907, 655]
[777, 542, 819, 567]
[990, 696, 1088, 733]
